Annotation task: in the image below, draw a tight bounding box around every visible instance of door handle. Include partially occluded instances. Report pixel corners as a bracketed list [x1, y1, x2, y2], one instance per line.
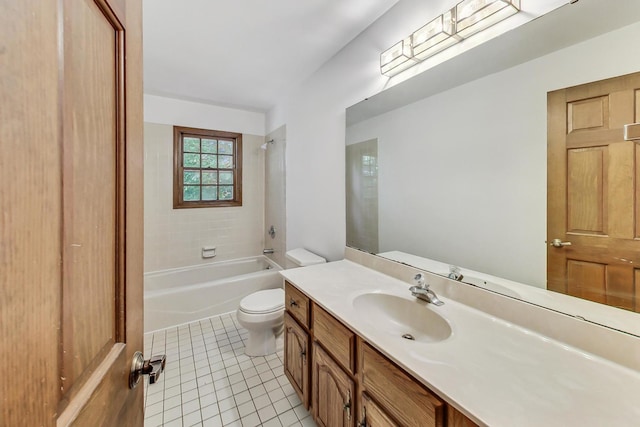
[129, 352, 166, 389]
[624, 123, 640, 141]
[550, 238, 572, 248]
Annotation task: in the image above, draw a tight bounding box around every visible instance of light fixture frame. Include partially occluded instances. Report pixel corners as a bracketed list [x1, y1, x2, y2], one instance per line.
[379, 0, 521, 77]
[412, 9, 460, 61]
[455, 0, 521, 39]
[380, 37, 415, 77]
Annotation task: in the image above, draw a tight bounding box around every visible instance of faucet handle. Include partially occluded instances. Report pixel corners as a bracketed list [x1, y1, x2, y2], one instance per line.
[448, 265, 464, 281]
[413, 273, 426, 287]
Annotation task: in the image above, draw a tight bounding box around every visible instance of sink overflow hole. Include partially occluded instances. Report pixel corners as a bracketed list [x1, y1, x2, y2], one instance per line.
[401, 333, 415, 341]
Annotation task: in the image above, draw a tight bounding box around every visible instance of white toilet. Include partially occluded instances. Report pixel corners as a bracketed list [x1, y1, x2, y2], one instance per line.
[237, 248, 326, 356]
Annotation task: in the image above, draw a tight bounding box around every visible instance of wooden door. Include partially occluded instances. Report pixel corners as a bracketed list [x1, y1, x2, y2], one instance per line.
[312, 344, 355, 427]
[284, 313, 310, 409]
[0, 1, 144, 425]
[548, 72, 640, 312]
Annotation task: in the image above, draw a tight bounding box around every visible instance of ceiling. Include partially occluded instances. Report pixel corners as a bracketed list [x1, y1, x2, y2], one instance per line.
[143, 0, 399, 112]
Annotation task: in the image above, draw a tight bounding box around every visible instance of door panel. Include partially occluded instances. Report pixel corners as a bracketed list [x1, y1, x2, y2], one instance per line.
[566, 147, 606, 234]
[312, 344, 354, 427]
[548, 72, 640, 312]
[1, 0, 143, 425]
[284, 313, 309, 408]
[567, 96, 608, 132]
[62, 0, 118, 393]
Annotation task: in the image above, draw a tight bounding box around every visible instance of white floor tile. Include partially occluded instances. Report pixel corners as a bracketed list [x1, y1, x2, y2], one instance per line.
[144, 313, 315, 427]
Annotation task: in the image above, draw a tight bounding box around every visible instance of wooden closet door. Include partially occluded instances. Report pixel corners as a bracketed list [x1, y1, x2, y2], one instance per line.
[0, 0, 144, 425]
[548, 72, 640, 312]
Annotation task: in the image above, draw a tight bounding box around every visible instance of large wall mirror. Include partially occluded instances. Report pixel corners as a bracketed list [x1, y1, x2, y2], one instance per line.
[346, 0, 640, 336]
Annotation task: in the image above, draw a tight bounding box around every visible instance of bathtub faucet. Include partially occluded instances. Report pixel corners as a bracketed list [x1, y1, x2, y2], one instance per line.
[263, 248, 274, 254]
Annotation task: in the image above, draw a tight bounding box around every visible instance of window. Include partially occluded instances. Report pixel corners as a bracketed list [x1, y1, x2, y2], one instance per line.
[173, 126, 242, 208]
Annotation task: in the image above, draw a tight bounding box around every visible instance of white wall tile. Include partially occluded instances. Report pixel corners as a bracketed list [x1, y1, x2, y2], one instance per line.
[144, 123, 266, 272]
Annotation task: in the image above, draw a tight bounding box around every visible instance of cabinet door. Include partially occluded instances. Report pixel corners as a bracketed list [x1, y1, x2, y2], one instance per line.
[313, 344, 355, 427]
[284, 312, 310, 408]
[359, 393, 399, 427]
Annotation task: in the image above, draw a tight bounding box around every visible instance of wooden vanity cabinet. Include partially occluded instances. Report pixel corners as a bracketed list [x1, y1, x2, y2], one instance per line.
[283, 281, 478, 427]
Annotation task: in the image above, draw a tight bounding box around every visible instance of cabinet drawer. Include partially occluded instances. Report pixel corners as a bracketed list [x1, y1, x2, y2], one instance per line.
[313, 304, 355, 374]
[285, 281, 310, 328]
[360, 342, 444, 427]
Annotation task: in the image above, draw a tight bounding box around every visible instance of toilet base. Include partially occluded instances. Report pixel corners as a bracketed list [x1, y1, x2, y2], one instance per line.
[244, 326, 284, 357]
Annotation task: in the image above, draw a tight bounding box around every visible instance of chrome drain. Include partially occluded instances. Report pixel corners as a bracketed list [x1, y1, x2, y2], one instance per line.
[401, 333, 415, 341]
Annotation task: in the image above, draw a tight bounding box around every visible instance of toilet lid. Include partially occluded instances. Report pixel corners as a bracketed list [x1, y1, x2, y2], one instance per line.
[239, 288, 285, 314]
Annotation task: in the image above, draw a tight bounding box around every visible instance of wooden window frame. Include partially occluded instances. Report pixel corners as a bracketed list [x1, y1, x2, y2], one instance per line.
[173, 126, 243, 208]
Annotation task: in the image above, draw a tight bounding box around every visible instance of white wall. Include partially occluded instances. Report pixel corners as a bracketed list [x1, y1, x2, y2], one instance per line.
[267, 2, 640, 283]
[266, 0, 568, 262]
[144, 97, 267, 272]
[145, 94, 265, 136]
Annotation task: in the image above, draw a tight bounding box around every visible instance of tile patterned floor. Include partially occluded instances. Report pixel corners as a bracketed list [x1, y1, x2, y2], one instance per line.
[143, 313, 316, 427]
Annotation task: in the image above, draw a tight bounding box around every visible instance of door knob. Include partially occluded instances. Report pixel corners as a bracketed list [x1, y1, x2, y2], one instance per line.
[129, 352, 166, 389]
[550, 238, 572, 248]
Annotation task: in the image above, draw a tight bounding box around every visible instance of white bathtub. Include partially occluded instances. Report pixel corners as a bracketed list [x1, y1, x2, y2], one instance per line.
[144, 256, 283, 332]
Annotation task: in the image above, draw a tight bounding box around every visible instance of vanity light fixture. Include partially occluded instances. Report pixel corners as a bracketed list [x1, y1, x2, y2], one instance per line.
[380, 37, 415, 77]
[456, 0, 521, 38]
[412, 9, 460, 61]
[380, 0, 521, 76]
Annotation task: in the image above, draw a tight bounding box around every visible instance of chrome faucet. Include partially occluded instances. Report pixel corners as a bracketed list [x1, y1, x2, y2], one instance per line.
[409, 273, 444, 306]
[448, 265, 464, 281]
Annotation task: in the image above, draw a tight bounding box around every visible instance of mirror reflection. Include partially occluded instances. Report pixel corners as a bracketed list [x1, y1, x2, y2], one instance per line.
[345, 0, 640, 335]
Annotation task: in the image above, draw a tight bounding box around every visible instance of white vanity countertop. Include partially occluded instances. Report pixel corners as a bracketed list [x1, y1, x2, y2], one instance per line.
[281, 260, 640, 427]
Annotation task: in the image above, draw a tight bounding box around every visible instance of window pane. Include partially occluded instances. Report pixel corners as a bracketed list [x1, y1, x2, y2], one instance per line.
[219, 155, 233, 169]
[219, 171, 233, 185]
[183, 185, 200, 201]
[183, 137, 200, 153]
[219, 140, 233, 155]
[219, 186, 233, 200]
[202, 154, 217, 169]
[184, 170, 200, 184]
[202, 171, 218, 184]
[202, 186, 218, 201]
[202, 139, 217, 153]
[183, 153, 200, 168]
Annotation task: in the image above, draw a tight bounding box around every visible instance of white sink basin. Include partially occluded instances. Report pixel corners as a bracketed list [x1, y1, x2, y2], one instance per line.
[353, 293, 452, 343]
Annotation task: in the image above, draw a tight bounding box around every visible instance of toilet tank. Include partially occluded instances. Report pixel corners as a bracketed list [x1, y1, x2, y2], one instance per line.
[285, 248, 326, 268]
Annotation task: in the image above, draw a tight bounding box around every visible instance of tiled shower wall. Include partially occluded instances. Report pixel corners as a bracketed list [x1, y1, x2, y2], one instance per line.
[144, 122, 266, 272]
[263, 125, 286, 268]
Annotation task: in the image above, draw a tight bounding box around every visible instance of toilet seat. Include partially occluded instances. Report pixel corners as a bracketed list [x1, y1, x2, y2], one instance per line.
[239, 288, 284, 315]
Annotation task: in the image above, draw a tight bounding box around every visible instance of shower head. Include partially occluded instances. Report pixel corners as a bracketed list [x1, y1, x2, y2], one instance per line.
[260, 139, 275, 150]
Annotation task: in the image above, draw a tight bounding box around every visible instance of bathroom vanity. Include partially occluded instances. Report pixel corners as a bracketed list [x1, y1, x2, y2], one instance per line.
[283, 280, 470, 427]
[280, 250, 640, 427]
